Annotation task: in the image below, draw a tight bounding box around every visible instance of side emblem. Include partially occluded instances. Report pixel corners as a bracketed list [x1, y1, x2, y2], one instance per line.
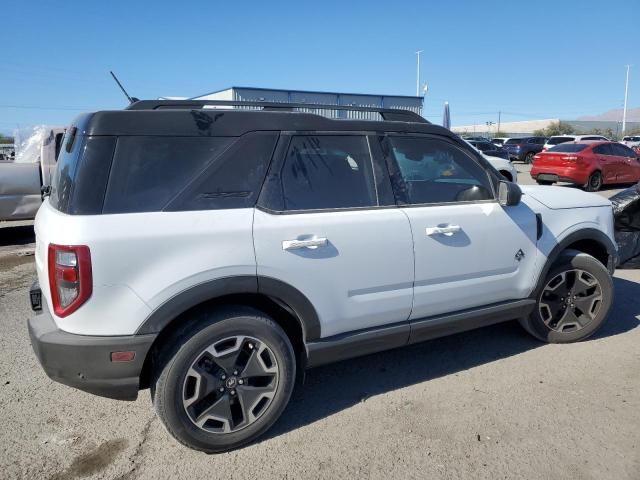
[515, 249, 525, 262]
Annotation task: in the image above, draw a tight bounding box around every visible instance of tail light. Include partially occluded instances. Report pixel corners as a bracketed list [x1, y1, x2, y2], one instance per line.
[48, 244, 92, 317]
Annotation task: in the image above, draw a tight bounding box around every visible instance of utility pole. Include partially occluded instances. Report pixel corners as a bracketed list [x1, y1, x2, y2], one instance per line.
[622, 65, 630, 134]
[498, 111, 501, 134]
[416, 50, 423, 97]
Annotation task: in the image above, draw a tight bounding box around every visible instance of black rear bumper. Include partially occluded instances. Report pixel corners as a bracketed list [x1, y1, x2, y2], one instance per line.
[28, 296, 156, 401]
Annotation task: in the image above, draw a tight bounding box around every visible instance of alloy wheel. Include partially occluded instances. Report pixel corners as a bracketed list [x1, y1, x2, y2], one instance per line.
[588, 172, 602, 191]
[182, 335, 279, 434]
[539, 269, 603, 333]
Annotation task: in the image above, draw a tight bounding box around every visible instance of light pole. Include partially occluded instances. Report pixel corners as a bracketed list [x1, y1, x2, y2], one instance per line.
[416, 50, 423, 97]
[622, 65, 631, 135]
[486, 121, 495, 138]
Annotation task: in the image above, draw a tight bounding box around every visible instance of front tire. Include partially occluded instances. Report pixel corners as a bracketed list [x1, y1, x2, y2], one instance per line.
[520, 250, 613, 343]
[152, 307, 296, 453]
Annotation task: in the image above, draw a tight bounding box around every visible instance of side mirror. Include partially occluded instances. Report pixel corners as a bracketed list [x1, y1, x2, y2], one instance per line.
[498, 180, 522, 206]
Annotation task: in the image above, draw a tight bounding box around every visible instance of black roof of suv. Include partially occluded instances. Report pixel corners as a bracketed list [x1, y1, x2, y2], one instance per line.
[75, 100, 441, 137]
[52, 100, 494, 217]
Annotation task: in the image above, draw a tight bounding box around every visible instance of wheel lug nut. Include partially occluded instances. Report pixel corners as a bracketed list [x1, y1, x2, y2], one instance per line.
[233, 370, 238, 375]
[219, 387, 224, 392]
[230, 389, 236, 395]
[238, 379, 244, 385]
[221, 374, 226, 380]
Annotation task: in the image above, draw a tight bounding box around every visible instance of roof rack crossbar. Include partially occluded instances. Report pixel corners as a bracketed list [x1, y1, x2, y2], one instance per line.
[127, 100, 428, 123]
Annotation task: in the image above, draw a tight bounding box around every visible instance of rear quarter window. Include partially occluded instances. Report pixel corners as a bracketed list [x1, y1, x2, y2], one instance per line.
[103, 136, 233, 214]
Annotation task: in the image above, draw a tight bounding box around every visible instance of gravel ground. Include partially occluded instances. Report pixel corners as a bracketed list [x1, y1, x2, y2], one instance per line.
[1, 165, 638, 479]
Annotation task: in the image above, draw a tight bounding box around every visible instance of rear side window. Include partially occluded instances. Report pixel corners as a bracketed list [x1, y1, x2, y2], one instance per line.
[593, 144, 614, 155]
[279, 135, 377, 211]
[167, 132, 277, 211]
[505, 138, 522, 145]
[103, 136, 232, 213]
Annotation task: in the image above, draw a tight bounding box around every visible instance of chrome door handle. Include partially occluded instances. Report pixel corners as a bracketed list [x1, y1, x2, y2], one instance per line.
[282, 237, 328, 250]
[426, 225, 461, 236]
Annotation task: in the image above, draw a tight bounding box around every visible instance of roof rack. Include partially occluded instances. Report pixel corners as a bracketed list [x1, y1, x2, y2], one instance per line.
[126, 100, 429, 124]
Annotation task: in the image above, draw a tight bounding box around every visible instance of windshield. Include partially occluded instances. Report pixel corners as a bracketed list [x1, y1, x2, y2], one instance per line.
[548, 136, 575, 145]
[547, 144, 588, 153]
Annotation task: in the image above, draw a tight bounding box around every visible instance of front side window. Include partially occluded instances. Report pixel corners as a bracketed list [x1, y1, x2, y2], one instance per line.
[387, 136, 494, 205]
[279, 135, 377, 211]
[612, 143, 636, 158]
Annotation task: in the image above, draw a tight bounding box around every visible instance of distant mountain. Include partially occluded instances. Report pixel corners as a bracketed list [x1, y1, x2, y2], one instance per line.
[578, 107, 640, 122]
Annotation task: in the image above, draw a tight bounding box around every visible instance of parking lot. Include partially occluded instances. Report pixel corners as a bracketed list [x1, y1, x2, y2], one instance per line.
[1, 164, 638, 480]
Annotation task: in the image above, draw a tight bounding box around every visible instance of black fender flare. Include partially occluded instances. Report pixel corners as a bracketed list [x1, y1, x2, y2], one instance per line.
[135, 275, 321, 342]
[532, 228, 617, 298]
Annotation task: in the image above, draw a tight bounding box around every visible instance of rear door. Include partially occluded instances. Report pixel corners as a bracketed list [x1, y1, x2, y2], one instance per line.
[592, 144, 620, 183]
[380, 134, 538, 321]
[253, 133, 414, 339]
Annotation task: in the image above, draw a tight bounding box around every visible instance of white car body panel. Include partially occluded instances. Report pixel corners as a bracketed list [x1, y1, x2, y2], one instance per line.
[35, 201, 256, 335]
[253, 208, 414, 338]
[404, 201, 538, 319]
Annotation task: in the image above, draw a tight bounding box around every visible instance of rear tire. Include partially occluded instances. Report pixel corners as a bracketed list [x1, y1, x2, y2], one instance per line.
[519, 250, 613, 343]
[585, 171, 603, 192]
[536, 180, 553, 186]
[152, 306, 296, 453]
[524, 152, 535, 164]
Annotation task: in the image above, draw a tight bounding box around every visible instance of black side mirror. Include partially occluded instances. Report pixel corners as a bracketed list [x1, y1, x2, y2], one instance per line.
[498, 180, 522, 206]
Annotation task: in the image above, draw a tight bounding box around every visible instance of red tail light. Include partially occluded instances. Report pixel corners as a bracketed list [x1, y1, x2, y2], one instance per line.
[48, 244, 92, 317]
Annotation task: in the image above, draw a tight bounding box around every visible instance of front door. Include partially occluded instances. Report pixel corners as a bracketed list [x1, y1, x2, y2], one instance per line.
[253, 134, 414, 339]
[380, 134, 539, 320]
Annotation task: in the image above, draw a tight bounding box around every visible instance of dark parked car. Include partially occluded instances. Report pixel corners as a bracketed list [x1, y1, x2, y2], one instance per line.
[503, 137, 547, 163]
[468, 140, 510, 160]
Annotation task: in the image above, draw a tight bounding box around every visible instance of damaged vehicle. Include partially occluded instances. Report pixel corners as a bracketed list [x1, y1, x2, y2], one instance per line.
[29, 100, 617, 452]
[0, 126, 64, 221]
[611, 182, 640, 268]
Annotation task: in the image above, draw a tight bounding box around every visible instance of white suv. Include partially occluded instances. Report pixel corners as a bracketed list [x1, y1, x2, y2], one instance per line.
[543, 135, 609, 151]
[29, 100, 617, 453]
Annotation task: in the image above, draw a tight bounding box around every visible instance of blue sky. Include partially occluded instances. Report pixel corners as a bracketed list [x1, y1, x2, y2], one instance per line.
[2, 0, 638, 133]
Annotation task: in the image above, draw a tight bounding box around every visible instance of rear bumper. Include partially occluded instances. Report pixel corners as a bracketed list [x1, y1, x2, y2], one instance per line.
[530, 165, 589, 185]
[28, 295, 156, 401]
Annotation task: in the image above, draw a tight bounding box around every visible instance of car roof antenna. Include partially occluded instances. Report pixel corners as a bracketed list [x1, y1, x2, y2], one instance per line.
[110, 71, 139, 104]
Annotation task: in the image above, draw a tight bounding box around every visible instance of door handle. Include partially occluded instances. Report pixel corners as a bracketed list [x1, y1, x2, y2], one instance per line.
[426, 225, 461, 236]
[282, 237, 328, 250]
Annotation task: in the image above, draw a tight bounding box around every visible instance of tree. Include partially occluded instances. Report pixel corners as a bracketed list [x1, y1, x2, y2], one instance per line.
[533, 121, 575, 137]
[0, 135, 13, 144]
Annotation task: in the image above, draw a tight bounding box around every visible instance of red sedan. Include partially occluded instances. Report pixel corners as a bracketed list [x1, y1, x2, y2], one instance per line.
[530, 141, 640, 191]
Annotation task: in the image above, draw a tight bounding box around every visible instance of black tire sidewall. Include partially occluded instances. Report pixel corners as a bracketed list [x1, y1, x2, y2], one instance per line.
[528, 252, 613, 343]
[525, 152, 534, 164]
[586, 171, 602, 191]
[155, 311, 296, 453]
